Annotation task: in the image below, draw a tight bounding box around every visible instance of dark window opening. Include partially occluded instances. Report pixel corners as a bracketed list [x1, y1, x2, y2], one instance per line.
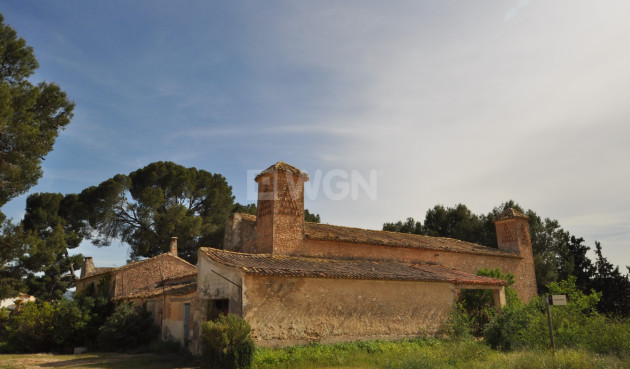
[207, 299, 229, 320]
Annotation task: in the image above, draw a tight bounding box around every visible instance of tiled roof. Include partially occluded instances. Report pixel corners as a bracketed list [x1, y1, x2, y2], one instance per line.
[78, 252, 197, 282]
[255, 161, 309, 180]
[113, 280, 197, 301]
[115, 252, 196, 272]
[305, 223, 517, 257]
[199, 248, 507, 286]
[232, 213, 517, 258]
[161, 272, 197, 286]
[83, 267, 115, 278]
[494, 208, 529, 222]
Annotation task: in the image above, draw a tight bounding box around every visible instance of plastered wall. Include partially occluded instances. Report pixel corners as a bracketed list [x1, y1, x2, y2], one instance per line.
[242, 274, 455, 347]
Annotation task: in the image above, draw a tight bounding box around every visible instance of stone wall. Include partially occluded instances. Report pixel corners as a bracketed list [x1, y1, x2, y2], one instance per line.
[114, 255, 196, 298]
[242, 274, 455, 347]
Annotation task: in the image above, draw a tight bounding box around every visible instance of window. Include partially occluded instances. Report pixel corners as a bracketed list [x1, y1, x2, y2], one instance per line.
[207, 299, 229, 320]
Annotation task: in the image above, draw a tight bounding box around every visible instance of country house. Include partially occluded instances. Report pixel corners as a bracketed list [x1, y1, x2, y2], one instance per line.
[76, 161, 537, 353]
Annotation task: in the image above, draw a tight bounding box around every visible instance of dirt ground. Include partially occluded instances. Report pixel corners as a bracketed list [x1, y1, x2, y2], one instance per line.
[0, 353, 200, 369]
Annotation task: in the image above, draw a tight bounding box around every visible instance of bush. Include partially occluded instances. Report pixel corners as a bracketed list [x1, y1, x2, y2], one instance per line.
[459, 268, 517, 336]
[201, 314, 255, 369]
[484, 276, 630, 356]
[441, 303, 473, 341]
[5, 299, 91, 353]
[96, 302, 159, 352]
[73, 292, 115, 348]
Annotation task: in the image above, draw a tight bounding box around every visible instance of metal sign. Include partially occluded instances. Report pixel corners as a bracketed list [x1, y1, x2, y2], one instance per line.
[549, 294, 567, 306]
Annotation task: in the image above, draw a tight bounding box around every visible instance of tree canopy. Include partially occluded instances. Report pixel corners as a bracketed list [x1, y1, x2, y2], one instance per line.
[0, 13, 75, 300]
[80, 161, 235, 263]
[0, 13, 74, 210]
[383, 201, 630, 316]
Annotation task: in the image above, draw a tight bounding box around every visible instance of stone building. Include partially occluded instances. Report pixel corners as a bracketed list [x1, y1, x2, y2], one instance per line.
[76, 238, 201, 351]
[77, 161, 537, 352]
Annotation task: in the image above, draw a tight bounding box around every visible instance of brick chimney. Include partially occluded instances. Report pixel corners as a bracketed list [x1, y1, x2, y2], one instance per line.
[254, 161, 309, 254]
[494, 208, 537, 300]
[170, 237, 178, 255]
[494, 208, 532, 255]
[80, 256, 95, 278]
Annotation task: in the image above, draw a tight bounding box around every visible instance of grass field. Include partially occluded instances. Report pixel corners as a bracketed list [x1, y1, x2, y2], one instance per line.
[0, 339, 628, 369]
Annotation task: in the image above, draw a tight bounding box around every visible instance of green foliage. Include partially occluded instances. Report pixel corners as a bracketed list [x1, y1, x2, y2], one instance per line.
[441, 303, 473, 341]
[73, 288, 115, 348]
[484, 277, 630, 356]
[458, 268, 518, 336]
[303, 209, 320, 223]
[382, 200, 630, 314]
[0, 13, 74, 208]
[0, 219, 26, 299]
[233, 203, 257, 215]
[0, 192, 85, 300]
[254, 338, 628, 369]
[201, 313, 255, 369]
[80, 161, 234, 263]
[96, 302, 159, 352]
[5, 299, 91, 352]
[383, 217, 422, 234]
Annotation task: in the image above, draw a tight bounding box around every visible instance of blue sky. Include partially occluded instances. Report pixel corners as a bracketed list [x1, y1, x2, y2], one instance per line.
[1, 1, 629, 270]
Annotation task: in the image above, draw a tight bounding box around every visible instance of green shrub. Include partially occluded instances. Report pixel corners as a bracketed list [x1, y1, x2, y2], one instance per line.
[459, 268, 518, 335]
[201, 313, 255, 369]
[96, 302, 159, 352]
[483, 299, 540, 351]
[73, 292, 115, 348]
[5, 299, 91, 353]
[441, 303, 473, 341]
[484, 276, 630, 356]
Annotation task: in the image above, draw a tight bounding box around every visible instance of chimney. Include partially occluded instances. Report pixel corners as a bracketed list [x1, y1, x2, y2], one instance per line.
[493, 208, 531, 255]
[170, 237, 178, 255]
[254, 161, 309, 254]
[494, 208, 537, 301]
[80, 257, 95, 278]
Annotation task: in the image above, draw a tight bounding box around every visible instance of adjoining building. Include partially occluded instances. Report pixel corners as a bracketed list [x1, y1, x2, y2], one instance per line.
[77, 161, 537, 353]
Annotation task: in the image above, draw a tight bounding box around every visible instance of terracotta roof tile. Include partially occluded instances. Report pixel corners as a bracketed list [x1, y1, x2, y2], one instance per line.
[83, 267, 114, 278]
[255, 161, 309, 180]
[494, 208, 529, 222]
[78, 252, 197, 282]
[115, 252, 196, 272]
[305, 222, 517, 257]
[113, 280, 197, 300]
[199, 248, 506, 286]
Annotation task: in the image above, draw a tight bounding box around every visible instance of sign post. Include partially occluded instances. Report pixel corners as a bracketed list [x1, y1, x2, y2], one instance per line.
[545, 294, 567, 353]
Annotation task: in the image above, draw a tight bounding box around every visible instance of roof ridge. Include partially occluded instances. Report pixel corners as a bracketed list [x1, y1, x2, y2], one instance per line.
[116, 252, 197, 271]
